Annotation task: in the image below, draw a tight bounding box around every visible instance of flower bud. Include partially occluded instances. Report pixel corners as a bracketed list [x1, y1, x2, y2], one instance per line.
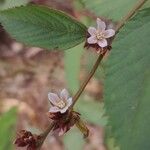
[14, 130, 40, 150]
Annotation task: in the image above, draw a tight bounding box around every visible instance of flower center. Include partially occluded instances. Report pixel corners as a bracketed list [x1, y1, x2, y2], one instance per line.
[96, 31, 105, 40]
[56, 100, 66, 109]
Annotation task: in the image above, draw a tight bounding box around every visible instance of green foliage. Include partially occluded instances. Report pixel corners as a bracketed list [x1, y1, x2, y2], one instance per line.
[104, 8, 150, 150]
[81, 0, 150, 21]
[0, 0, 29, 10]
[0, 107, 17, 150]
[0, 5, 87, 50]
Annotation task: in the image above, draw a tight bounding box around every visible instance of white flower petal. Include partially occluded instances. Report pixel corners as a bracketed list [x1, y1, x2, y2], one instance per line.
[87, 36, 97, 44]
[98, 39, 108, 48]
[60, 98, 72, 114]
[88, 27, 97, 36]
[60, 106, 69, 114]
[66, 97, 72, 107]
[49, 106, 60, 113]
[103, 29, 115, 38]
[60, 89, 69, 100]
[97, 18, 106, 31]
[48, 93, 60, 105]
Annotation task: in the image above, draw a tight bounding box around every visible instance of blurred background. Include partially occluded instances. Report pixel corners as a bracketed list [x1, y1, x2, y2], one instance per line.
[0, 0, 110, 150]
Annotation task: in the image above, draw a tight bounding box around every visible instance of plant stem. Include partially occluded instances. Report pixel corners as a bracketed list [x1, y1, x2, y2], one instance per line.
[116, 0, 148, 31]
[72, 52, 106, 107]
[37, 121, 56, 150]
[72, 0, 147, 106]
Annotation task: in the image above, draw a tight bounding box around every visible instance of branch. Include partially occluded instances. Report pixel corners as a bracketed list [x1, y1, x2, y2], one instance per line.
[72, 51, 106, 107]
[37, 121, 56, 150]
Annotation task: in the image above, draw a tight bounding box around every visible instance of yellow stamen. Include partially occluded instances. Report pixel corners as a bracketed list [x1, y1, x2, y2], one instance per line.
[96, 31, 105, 40]
[56, 100, 66, 109]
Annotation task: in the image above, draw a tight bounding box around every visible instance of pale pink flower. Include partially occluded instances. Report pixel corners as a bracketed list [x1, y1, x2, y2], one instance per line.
[87, 18, 115, 48]
[48, 89, 72, 114]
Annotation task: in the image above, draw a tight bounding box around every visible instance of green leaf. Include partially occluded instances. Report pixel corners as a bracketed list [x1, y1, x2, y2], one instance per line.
[63, 128, 85, 150]
[0, 5, 87, 50]
[0, 107, 17, 150]
[104, 8, 150, 150]
[65, 44, 83, 93]
[0, 0, 29, 10]
[81, 0, 150, 21]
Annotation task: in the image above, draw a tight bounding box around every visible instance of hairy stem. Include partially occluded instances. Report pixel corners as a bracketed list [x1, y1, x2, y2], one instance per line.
[116, 0, 148, 31]
[72, 52, 106, 107]
[37, 121, 56, 150]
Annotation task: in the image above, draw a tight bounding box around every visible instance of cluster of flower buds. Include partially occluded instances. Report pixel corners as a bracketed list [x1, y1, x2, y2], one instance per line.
[14, 130, 40, 150]
[85, 18, 115, 54]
